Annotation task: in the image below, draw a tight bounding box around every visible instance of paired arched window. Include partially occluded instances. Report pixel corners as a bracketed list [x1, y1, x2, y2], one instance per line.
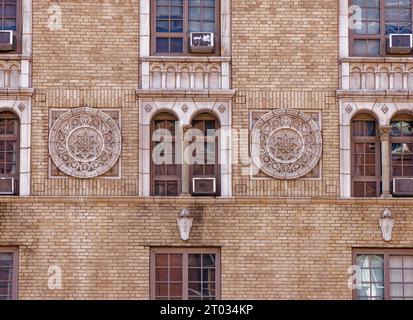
[351, 114, 381, 197]
[351, 113, 413, 197]
[0, 112, 19, 195]
[150, 111, 220, 197]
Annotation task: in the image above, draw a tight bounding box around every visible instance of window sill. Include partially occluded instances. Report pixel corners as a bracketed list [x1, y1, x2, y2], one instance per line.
[136, 89, 236, 98]
[337, 89, 413, 98]
[0, 53, 31, 60]
[141, 56, 231, 63]
[341, 56, 413, 63]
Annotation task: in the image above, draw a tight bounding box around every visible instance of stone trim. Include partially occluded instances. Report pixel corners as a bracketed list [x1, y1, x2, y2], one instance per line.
[0, 97, 31, 196]
[339, 99, 413, 198]
[139, 97, 232, 197]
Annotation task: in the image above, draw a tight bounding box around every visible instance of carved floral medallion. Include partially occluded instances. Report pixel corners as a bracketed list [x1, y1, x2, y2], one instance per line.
[251, 109, 322, 180]
[49, 107, 122, 178]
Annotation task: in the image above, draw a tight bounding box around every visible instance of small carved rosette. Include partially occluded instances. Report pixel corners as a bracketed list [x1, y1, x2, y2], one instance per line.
[251, 109, 322, 180]
[49, 107, 122, 178]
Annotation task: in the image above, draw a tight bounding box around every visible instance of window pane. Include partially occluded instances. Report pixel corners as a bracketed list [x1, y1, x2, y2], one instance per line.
[156, 38, 169, 52]
[156, 268, 168, 281]
[156, 20, 169, 32]
[189, 254, 201, 267]
[170, 38, 183, 53]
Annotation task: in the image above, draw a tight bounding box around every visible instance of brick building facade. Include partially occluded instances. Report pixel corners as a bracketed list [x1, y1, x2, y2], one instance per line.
[1, 0, 413, 300]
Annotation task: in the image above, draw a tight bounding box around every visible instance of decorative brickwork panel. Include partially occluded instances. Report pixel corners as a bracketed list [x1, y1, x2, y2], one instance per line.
[49, 107, 122, 179]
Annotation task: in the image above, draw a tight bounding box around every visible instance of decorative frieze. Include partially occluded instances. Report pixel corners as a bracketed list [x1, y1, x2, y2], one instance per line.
[347, 60, 413, 91]
[141, 57, 230, 91]
[0, 56, 30, 89]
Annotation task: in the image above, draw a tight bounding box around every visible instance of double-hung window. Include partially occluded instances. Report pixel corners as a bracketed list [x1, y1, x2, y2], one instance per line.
[151, 0, 219, 55]
[350, 0, 413, 56]
[0, 0, 21, 52]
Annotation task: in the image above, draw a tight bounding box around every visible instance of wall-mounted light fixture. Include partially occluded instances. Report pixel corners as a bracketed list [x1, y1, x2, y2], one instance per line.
[177, 208, 193, 241]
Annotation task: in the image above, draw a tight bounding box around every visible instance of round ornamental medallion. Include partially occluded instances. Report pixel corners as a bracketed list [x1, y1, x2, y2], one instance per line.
[49, 107, 122, 178]
[251, 109, 322, 180]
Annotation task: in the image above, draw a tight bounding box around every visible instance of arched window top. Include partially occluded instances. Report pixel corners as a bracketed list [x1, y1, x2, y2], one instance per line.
[352, 113, 378, 137]
[390, 113, 413, 138]
[0, 111, 19, 136]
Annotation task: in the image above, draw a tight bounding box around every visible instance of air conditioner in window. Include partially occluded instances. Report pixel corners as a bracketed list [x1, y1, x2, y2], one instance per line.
[387, 34, 413, 54]
[393, 178, 413, 196]
[0, 177, 15, 195]
[0, 30, 13, 51]
[190, 32, 214, 53]
[192, 177, 216, 196]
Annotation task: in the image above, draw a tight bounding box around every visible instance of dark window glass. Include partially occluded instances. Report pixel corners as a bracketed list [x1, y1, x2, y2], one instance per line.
[0, 112, 19, 193]
[0, 250, 17, 300]
[351, 116, 381, 197]
[151, 113, 180, 196]
[0, 0, 17, 31]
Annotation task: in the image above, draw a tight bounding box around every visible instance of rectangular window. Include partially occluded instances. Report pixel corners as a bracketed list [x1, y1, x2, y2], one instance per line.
[151, 0, 220, 55]
[0, 0, 21, 52]
[350, 0, 413, 56]
[353, 249, 413, 300]
[0, 248, 18, 300]
[150, 248, 220, 300]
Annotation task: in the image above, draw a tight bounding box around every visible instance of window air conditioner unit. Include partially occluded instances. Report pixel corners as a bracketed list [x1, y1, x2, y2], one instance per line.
[192, 177, 216, 196]
[0, 30, 13, 51]
[190, 32, 214, 53]
[393, 178, 413, 196]
[388, 34, 413, 54]
[0, 177, 15, 195]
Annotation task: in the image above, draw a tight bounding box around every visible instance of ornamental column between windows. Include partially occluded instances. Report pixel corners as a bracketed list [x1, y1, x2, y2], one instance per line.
[379, 126, 392, 198]
[180, 124, 192, 196]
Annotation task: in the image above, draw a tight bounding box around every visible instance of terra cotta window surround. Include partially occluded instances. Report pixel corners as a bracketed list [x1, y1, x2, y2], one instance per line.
[150, 248, 221, 300]
[349, 0, 413, 56]
[353, 248, 413, 300]
[351, 113, 382, 197]
[151, 0, 220, 55]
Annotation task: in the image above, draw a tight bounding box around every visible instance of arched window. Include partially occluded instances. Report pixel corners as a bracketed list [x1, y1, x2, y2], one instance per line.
[0, 112, 19, 195]
[151, 112, 180, 196]
[351, 114, 381, 197]
[390, 114, 413, 180]
[190, 113, 220, 196]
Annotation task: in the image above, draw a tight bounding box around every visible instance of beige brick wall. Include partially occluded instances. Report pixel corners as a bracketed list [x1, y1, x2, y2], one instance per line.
[2, 197, 413, 299]
[0, 0, 411, 300]
[32, 0, 139, 90]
